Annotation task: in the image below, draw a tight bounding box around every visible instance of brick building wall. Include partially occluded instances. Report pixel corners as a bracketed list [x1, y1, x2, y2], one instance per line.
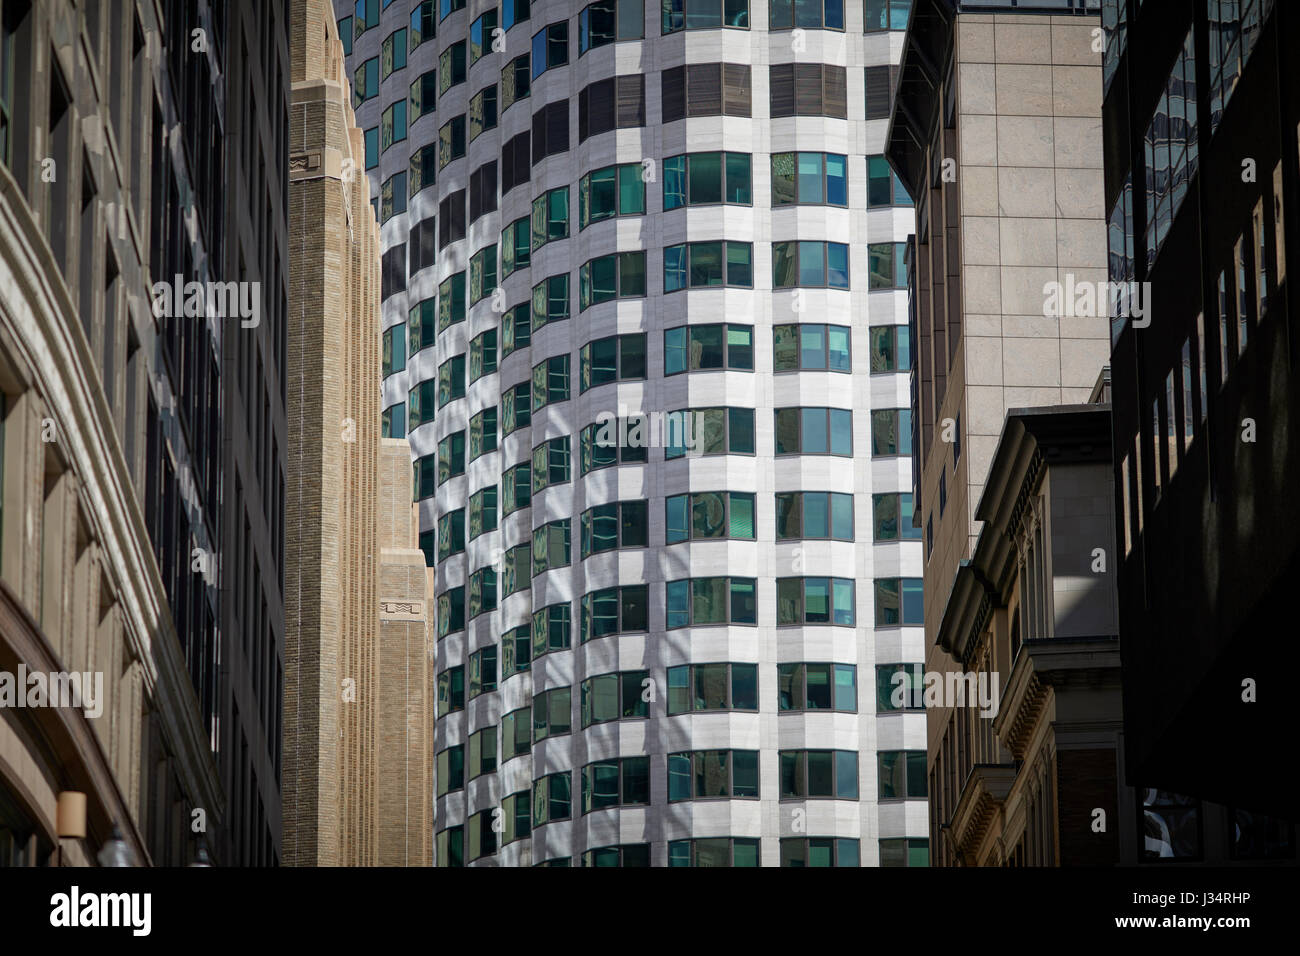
[285, 0, 426, 866]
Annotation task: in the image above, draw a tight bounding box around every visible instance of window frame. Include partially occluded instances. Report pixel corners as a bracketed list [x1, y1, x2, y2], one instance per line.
[777, 662, 858, 712]
[772, 323, 851, 372]
[666, 749, 761, 802]
[665, 576, 758, 629]
[580, 333, 648, 391]
[579, 251, 648, 310]
[779, 749, 860, 800]
[775, 491, 855, 541]
[664, 490, 757, 544]
[664, 324, 755, 375]
[580, 670, 652, 728]
[580, 500, 650, 558]
[772, 240, 850, 289]
[775, 577, 857, 627]
[771, 151, 849, 206]
[774, 407, 854, 457]
[666, 662, 760, 714]
[663, 151, 754, 210]
[580, 584, 649, 643]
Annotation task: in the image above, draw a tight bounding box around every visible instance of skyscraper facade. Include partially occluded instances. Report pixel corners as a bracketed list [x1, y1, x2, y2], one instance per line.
[340, 0, 926, 866]
[887, 1, 1110, 865]
[217, 0, 290, 867]
[284, 0, 431, 867]
[0, 0, 225, 865]
[1104, 0, 1297, 858]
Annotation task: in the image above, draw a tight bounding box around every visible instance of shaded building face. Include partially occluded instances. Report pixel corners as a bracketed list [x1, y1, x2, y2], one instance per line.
[1105, 0, 1299, 843]
[0, 0, 237, 866]
[887, 0, 1113, 864]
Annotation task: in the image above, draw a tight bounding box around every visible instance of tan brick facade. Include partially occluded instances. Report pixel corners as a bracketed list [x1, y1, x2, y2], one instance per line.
[283, 0, 430, 867]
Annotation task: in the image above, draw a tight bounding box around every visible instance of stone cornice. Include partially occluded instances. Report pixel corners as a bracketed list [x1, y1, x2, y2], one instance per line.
[993, 637, 1122, 758]
[949, 763, 1018, 861]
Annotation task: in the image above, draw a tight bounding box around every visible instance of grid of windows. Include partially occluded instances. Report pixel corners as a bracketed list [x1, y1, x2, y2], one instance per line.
[351, 0, 923, 867]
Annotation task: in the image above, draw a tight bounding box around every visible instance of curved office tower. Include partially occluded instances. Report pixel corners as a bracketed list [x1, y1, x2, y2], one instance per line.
[338, 0, 926, 866]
